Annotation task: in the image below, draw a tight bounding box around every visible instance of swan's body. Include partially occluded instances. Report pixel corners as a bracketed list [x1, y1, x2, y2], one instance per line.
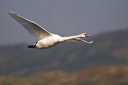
[9, 11, 93, 49]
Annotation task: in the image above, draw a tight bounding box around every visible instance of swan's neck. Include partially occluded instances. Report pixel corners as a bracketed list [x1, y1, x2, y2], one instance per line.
[61, 34, 83, 41]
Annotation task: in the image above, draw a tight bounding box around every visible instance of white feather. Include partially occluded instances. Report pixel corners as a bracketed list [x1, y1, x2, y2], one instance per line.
[9, 11, 93, 49]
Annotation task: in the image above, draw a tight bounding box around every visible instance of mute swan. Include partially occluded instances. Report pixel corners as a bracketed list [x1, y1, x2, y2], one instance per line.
[9, 11, 93, 49]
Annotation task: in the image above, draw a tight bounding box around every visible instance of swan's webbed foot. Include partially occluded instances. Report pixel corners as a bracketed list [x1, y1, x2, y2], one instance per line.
[28, 45, 36, 48]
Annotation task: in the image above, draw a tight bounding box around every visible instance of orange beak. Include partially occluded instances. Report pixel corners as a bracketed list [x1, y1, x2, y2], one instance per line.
[85, 34, 90, 37]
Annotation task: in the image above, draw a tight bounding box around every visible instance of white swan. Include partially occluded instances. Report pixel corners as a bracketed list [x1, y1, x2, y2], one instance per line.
[9, 11, 93, 49]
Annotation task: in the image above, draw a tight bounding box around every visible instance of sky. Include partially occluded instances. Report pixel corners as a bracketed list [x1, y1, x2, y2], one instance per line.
[1, 0, 128, 45]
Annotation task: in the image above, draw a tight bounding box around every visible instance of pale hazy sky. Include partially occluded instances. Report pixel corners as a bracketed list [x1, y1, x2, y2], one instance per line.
[1, 0, 128, 45]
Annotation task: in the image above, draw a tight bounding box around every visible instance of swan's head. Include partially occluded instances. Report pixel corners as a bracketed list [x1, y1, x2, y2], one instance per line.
[82, 33, 90, 37]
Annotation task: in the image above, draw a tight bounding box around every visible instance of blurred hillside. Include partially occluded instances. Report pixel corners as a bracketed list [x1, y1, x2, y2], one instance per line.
[0, 28, 128, 77]
[0, 66, 128, 85]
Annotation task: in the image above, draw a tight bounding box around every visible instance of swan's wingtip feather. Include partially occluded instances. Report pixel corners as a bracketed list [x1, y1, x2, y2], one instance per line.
[8, 10, 15, 14]
[89, 41, 93, 43]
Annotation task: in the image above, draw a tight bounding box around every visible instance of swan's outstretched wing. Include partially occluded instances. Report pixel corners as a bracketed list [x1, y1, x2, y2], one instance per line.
[9, 11, 52, 39]
[73, 38, 93, 44]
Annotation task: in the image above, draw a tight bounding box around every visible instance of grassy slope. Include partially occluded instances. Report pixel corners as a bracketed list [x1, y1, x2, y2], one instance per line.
[0, 66, 128, 85]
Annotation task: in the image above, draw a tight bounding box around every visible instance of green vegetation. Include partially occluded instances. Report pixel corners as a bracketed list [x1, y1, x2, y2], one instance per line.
[0, 66, 128, 85]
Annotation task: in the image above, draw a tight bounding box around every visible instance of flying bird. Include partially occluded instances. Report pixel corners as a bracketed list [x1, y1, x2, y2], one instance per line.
[9, 11, 93, 49]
